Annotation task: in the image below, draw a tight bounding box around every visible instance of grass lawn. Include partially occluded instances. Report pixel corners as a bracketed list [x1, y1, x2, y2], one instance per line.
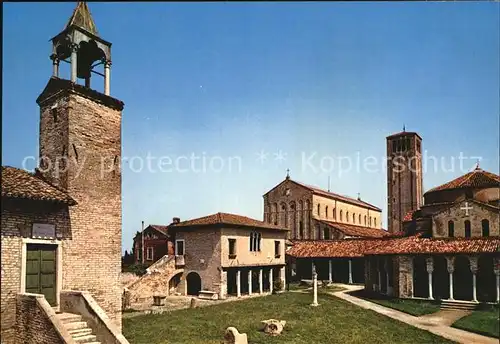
[349, 290, 441, 316]
[123, 292, 454, 344]
[452, 307, 500, 339]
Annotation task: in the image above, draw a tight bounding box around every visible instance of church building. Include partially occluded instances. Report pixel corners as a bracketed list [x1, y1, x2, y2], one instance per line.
[287, 130, 500, 305]
[1, 3, 129, 344]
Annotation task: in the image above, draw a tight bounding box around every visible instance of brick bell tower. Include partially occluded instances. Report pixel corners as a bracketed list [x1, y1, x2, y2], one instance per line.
[36, 2, 125, 329]
[386, 129, 423, 234]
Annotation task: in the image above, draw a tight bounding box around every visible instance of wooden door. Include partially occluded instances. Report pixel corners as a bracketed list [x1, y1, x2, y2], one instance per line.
[26, 244, 57, 306]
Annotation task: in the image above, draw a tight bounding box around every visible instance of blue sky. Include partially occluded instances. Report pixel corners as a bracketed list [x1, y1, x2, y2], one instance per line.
[3, 2, 499, 252]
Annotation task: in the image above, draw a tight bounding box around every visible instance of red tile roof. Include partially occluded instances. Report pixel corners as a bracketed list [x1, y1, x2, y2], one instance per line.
[267, 179, 381, 212]
[1, 166, 76, 205]
[319, 220, 390, 238]
[425, 168, 499, 194]
[171, 212, 288, 231]
[148, 225, 170, 235]
[287, 239, 382, 258]
[364, 236, 500, 255]
[287, 236, 500, 258]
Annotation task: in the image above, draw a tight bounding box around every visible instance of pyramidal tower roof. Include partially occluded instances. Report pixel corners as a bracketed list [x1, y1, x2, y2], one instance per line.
[65, 2, 99, 36]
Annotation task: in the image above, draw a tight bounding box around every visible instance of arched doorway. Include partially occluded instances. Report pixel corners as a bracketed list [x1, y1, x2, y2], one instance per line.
[186, 272, 202, 296]
[432, 256, 449, 300]
[453, 256, 472, 301]
[477, 256, 495, 302]
[413, 256, 428, 298]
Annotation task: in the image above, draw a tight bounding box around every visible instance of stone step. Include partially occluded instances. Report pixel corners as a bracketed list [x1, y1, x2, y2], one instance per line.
[57, 312, 83, 323]
[440, 301, 478, 311]
[69, 328, 93, 337]
[73, 334, 97, 343]
[65, 321, 89, 331]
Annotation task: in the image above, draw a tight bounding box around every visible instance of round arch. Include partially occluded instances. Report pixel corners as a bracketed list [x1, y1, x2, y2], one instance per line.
[186, 272, 202, 296]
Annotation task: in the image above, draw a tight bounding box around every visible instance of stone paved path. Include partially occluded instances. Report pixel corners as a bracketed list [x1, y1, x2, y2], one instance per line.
[331, 284, 498, 344]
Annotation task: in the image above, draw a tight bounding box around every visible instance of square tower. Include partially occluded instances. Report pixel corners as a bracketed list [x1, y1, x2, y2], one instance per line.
[36, 3, 124, 329]
[386, 130, 423, 234]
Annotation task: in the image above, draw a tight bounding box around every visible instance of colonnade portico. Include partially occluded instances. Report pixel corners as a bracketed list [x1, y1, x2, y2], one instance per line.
[371, 254, 500, 303]
[233, 266, 285, 298]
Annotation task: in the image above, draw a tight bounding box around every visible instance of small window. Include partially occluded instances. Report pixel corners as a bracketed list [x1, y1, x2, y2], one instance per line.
[464, 220, 471, 238]
[369, 217, 372, 227]
[481, 219, 490, 237]
[323, 228, 330, 240]
[228, 238, 237, 258]
[146, 247, 154, 261]
[175, 240, 185, 256]
[299, 221, 304, 239]
[373, 218, 377, 227]
[448, 220, 454, 237]
[317, 204, 321, 216]
[274, 241, 281, 258]
[325, 206, 328, 218]
[340, 210, 343, 222]
[333, 207, 336, 220]
[353, 213, 356, 224]
[346, 211, 349, 223]
[364, 215, 367, 225]
[358, 214, 361, 224]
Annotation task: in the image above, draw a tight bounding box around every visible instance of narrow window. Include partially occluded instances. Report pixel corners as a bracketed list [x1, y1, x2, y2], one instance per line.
[175, 240, 185, 256]
[364, 215, 367, 225]
[317, 204, 321, 216]
[358, 214, 361, 224]
[325, 206, 328, 219]
[464, 220, 471, 238]
[481, 219, 490, 237]
[299, 221, 304, 239]
[274, 241, 281, 258]
[333, 207, 336, 220]
[346, 211, 349, 223]
[146, 247, 154, 261]
[374, 218, 377, 227]
[369, 217, 372, 227]
[448, 220, 454, 237]
[353, 213, 356, 224]
[340, 210, 343, 222]
[228, 238, 237, 258]
[257, 233, 261, 251]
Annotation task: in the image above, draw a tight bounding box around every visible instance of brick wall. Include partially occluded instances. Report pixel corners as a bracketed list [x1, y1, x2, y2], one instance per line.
[1, 199, 70, 344]
[15, 294, 67, 344]
[176, 229, 222, 294]
[39, 92, 123, 329]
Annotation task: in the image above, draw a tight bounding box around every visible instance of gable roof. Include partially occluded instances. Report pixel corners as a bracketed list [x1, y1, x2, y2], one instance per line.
[264, 178, 381, 212]
[171, 212, 288, 231]
[1, 166, 76, 205]
[148, 225, 170, 236]
[318, 220, 390, 238]
[66, 2, 99, 35]
[425, 167, 499, 194]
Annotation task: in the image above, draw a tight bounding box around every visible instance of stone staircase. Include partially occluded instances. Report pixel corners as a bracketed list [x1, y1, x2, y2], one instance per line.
[440, 300, 478, 311]
[56, 312, 101, 344]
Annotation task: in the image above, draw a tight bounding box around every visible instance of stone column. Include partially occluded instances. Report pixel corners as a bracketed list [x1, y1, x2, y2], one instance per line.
[259, 268, 263, 294]
[248, 270, 252, 296]
[384, 258, 391, 296]
[348, 259, 353, 285]
[269, 268, 274, 294]
[426, 257, 434, 300]
[220, 270, 228, 300]
[311, 260, 315, 280]
[470, 256, 478, 303]
[70, 44, 78, 83]
[446, 256, 455, 300]
[104, 60, 111, 96]
[236, 269, 241, 298]
[51, 56, 60, 77]
[495, 259, 500, 304]
[377, 259, 382, 292]
[311, 265, 319, 307]
[280, 266, 286, 291]
[328, 259, 333, 284]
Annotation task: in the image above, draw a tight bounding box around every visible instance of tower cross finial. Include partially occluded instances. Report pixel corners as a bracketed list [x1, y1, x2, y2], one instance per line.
[403, 124, 406, 132]
[474, 159, 480, 170]
[357, 192, 361, 200]
[286, 168, 290, 179]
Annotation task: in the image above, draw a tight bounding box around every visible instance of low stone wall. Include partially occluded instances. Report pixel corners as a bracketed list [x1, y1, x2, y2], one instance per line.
[15, 293, 74, 344]
[60, 290, 129, 344]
